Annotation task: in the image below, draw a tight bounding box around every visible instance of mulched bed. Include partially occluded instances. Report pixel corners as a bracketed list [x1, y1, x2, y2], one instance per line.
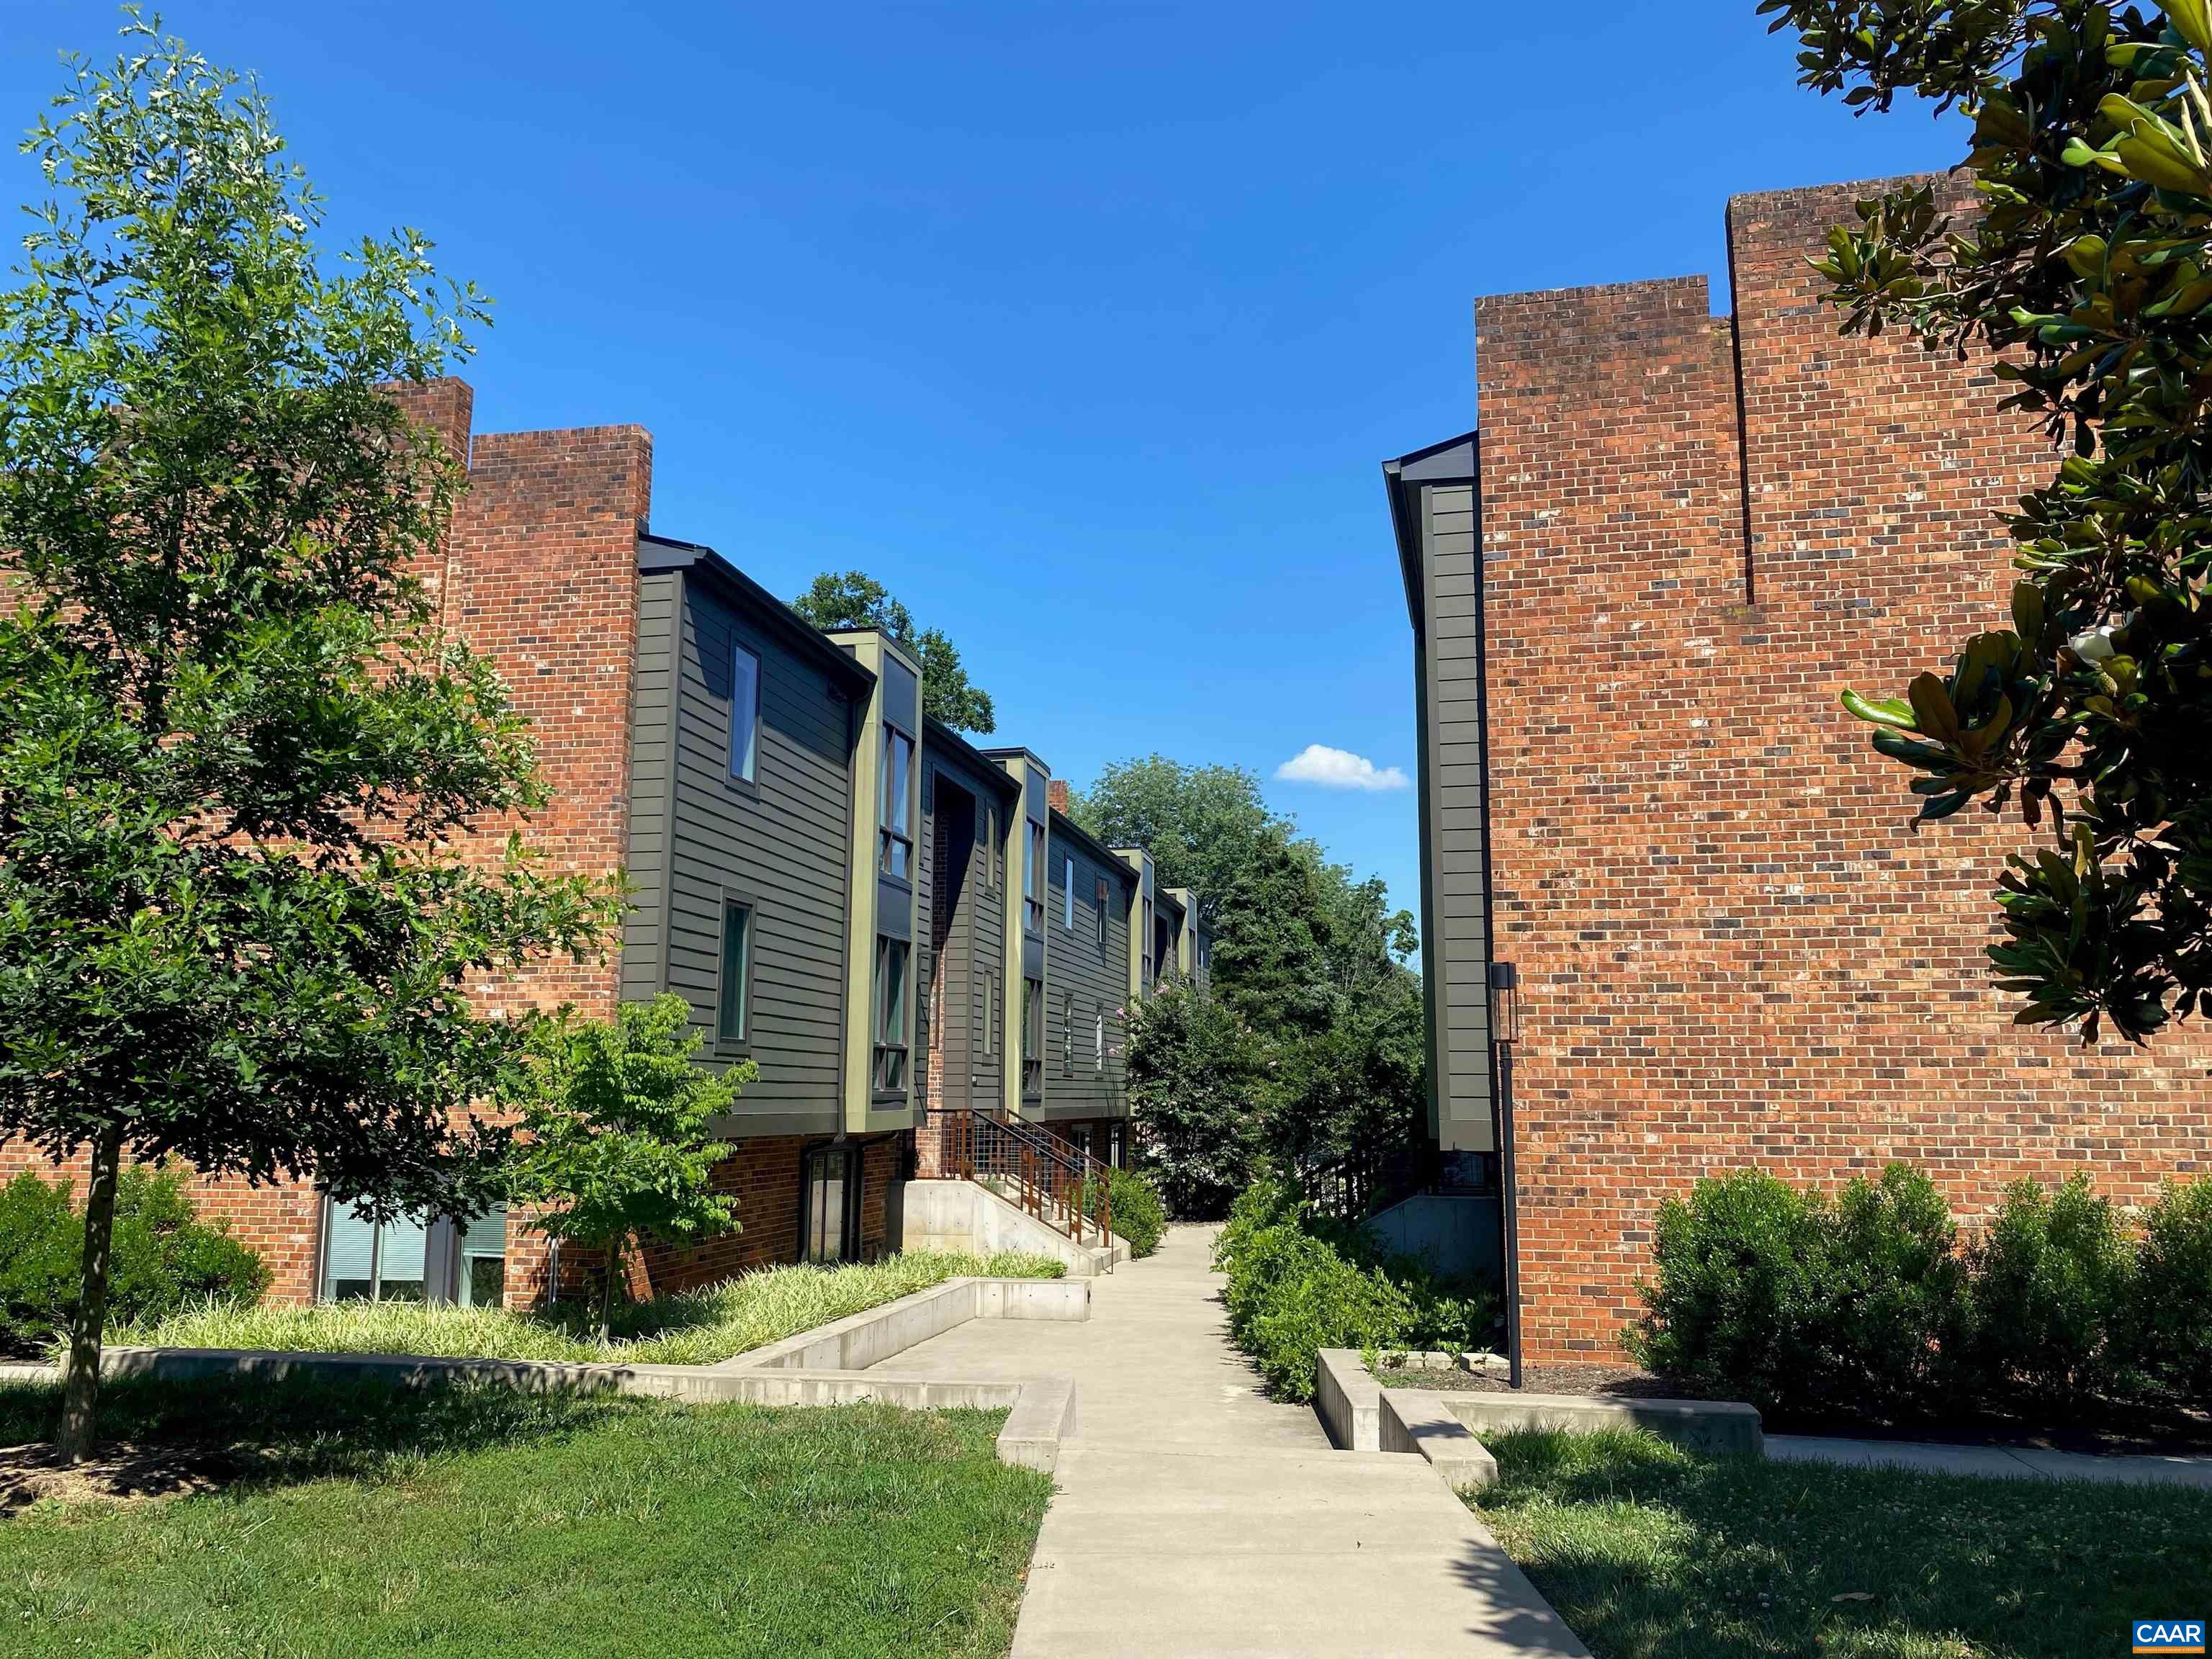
[0, 1441, 260, 1512]
[1372, 1362, 2212, 1456]
[1377, 1362, 1701, 1399]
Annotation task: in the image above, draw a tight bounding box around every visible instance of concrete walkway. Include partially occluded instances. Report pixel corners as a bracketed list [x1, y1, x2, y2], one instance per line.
[1771, 1433, 2212, 1487]
[873, 1223, 1588, 1659]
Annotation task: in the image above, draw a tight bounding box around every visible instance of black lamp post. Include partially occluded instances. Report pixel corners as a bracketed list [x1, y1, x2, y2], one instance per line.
[1490, 960, 1523, 1390]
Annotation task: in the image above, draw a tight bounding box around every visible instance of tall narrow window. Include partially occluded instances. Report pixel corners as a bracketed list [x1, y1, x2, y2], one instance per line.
[1094, 1008, 1105, 1074]
[729, 643, 760, 783]
[1063, 856, 1075, 930]
[1094, 877, 1109, 945]
[1141, 897, 1154, 985]
[1023, 822, 1045, 932]
[717, 899, 752, 1045]
[801, 1143, 857, 1264]
[984, 804, 1001, 891]
[981, 970, 998, 1056]
[1021, 976, 1043, 1095]
[873, 937, 910, 1092]
[1061, 990, 1074, 1076]
[879, 726, 914, 879]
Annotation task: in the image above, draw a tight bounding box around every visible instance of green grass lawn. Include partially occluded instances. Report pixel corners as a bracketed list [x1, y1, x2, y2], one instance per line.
[1474, 1429, 2212, 1659]
[114, 1249, 1061, 1367]
[0, 1372, 1050, 1658]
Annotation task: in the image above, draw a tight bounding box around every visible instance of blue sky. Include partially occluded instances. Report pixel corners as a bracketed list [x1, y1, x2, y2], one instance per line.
[1, 3, 1964, 923]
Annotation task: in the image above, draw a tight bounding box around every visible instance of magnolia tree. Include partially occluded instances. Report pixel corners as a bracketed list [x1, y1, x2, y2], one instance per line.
[505, 994, 749, 1338]
[0, 17, 617, 1459]
[1771, 0, 2212, 1040]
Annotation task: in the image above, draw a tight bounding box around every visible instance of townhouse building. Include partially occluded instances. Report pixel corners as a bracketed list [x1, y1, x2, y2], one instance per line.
[1387, 175, 2212, 1359]
[1, 377, 1197, 1308]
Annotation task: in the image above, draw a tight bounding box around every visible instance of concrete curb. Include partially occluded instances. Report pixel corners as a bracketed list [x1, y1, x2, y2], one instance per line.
[0, 1276, 1092, 1474]
[1381, 1387, 1500, 1492]
[1442, 1391, 1763, 1457]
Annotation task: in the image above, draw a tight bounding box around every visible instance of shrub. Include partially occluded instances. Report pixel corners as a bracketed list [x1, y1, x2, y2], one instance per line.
[1127, 982, 1267, 1220]
[2131, 1179, 2212, 1403]
[1213, 1176, 1498, 1400]
[1626, 1169, 1833, 1416]
[1822, 1164, 1969, 1422]
[0, 1166, 267, 1353]
[1964, 1174, 2134, 1408]
[1087, 1166, 1166, 1260]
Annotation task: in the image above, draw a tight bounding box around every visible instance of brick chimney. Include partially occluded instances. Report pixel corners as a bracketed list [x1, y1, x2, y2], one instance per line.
[1047, 778, 1070, 813]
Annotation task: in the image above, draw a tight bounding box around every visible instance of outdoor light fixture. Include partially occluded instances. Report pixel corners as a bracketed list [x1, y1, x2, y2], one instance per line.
[1490, 961, 1524, 1391]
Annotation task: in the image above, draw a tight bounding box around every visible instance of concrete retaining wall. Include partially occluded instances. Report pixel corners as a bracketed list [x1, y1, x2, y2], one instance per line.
[899, 1179, 1123, 1276]
[731, 1275, 1089, 1372]
[1442, 1391, 1763, 1457]
[1381, 1388, 1499, 1492]
[1316, 1348, 1383, 1452]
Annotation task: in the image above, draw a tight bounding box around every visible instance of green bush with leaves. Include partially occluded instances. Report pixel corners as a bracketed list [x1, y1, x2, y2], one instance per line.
[1213, 1176, 1499, 1401]
[2132, 1178, 2212, 1403]
[1823, 1164, 1972, 1421]
[1965, 1174, 2136, 1409]
[1084, 1166, 1166, 1260]
[0, 1166, 266, 1354]
[505, 994, 751, 1336]
[1626, 1169, 1837, 1416]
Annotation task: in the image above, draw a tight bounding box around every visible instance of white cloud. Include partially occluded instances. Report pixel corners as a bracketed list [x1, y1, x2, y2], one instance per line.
[1273, 744, 1409, 792]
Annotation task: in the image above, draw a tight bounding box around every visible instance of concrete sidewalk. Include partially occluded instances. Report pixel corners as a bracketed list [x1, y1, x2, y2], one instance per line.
[1770, 1433, 2212, 1487]
[873, 1223, 1588, 1658]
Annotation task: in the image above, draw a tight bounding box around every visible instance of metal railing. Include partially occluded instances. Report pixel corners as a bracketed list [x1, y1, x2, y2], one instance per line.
[924, 1107, 1114, 1254]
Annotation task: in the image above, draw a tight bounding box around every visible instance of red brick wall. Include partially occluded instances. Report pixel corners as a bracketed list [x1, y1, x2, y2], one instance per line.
[1475, 177, 2212, 1360]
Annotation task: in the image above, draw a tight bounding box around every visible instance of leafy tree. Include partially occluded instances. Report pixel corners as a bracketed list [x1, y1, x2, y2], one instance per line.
[790, 570, 996, 733]
[1772, 1, 2212, 1040]
[1125, 980, 1267, 1218]
[1066, 755, 1287, 930]
[1210, 829, 1338, 1040]
[0, 18, 618, 1460]
[505, 994, 749, 1338]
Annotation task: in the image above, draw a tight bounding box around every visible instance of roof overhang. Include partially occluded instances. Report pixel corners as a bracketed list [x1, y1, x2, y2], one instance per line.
[637, 534, 876, 693]
[1382, 431, 1478, 634]
[925, 714, 1022, 799]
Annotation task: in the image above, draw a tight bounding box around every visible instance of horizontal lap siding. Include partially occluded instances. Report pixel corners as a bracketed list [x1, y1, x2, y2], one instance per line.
[667, 575, 853, 1130]
[619, 575, 678, 1007]
[1423, 481, 1494, 1152]
[1043, 831, 1131, 1120]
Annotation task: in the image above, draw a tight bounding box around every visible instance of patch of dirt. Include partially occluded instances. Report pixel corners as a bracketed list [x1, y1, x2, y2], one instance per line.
[1377, 1362, 1703, 1399]
[0, 1441, 257, 1512]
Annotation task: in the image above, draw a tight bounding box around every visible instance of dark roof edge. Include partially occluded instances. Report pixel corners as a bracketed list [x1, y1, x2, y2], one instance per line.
[638, 534, 875, 691]
[1051, 806, 1138, 887]
[1382, 430, 1479, 633]
[925, 714, 1022, 799]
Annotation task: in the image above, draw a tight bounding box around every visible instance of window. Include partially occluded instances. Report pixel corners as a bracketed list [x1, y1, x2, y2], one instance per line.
[800, 1143, 859, 1264]
[1141, 897, 1154, 985]
[321, 1199, 428, 1303]
[729, 643, 760, 783]
[1061, 991, 1074, 1076]
[874, 937, 910, 1092]
[459, 1208, 508, 1308]
[321, 1199, 508, 1305]
[1108, 1123, 1126, 1169]
[984, 804, 1001, 891]
[1062, 857, 1074, 930]
[1094, 1007, 1105, 1074]
[1023, 822, 1045, 932]
[879, 725, 914, 880]
[1094, 877, 1109, 945]
[716, 899, 752, 1046]
[1021, 976, 1043, 1095]
[981, 970, 998, 1056]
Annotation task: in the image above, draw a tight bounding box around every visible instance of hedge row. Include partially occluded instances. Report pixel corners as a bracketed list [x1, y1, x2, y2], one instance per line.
[0, 1164, 269, 1354]
[1213, 1177, 1496, 1401]
[1628, 1164, 2212, 1425]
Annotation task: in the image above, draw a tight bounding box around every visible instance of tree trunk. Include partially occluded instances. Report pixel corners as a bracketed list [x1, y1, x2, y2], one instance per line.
[56, 1119, 125, 1465]
[596, 1237, 621, 1344]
